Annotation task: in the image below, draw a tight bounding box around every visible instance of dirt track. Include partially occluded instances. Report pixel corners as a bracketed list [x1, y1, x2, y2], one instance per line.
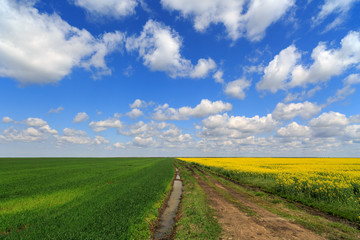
[193, 170, 325, 240]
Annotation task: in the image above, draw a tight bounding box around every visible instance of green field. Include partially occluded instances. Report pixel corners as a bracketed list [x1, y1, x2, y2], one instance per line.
[0, 158, 174, 239]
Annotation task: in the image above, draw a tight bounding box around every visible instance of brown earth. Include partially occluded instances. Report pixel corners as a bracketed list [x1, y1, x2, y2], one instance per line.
[192, 170, 325, 240]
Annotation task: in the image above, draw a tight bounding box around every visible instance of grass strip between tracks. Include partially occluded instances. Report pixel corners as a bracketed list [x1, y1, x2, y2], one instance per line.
[174, 160, 221, 240]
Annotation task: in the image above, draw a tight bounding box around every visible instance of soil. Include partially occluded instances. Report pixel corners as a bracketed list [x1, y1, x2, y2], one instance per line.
[193, 171, 325, 240]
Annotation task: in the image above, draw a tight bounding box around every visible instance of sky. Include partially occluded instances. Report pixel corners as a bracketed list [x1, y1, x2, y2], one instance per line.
[1, 0, 360, 157]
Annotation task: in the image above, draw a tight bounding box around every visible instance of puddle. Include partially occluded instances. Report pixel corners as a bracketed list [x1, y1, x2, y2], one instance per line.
[154, 170, 182, 240]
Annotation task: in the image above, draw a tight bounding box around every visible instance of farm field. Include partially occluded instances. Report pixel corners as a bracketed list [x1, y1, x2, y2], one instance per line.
[178, 158, 360, 222]
[0, 158, 174, 239]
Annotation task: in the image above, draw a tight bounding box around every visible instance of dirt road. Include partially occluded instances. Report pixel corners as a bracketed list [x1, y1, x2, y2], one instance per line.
[192, 169, 325, 240]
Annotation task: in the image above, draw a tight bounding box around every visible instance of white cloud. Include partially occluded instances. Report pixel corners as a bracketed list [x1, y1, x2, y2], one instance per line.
[257, 45, 300, 93]
[82, 31, 125, 78]
[327, 85, 355, 104]
[129, 99, 147, 109]
[114, 142, 126, 148]
[276, 122, 311, 138]
[153, 99, 232, 120]
[73, 112, 89, 123]
[244, 0, 295, 41]
[284, 92, 300, 103]
[63, 128, 87, 137]
[344, 73, 360, 85]
[0, 117, 57, 142]
[327, 74, 360, 104]
[118, 121, 193, 148]
[93, 136, 110, 145]
[126, 20, 216, 78]
[121, 121, 168, 136]
[48, 106, 64, 114]
[25, 118, 47, 127]
[73, 0, 138, 18]
[0, 0, 124, 84]
[290, 31, 360, 88]
[160, 127, 192, 143]
[313, 0, 360, 31]
[89, 118, 122, 132]
[57, 128, 109, 145]
[161, 0, 294, 41]
[224, 78, 251, 99]
[0, 127, 46, 142]
[39, 125, 58, 135]
[189, 58, 216, 78]
[126, 108, 143, 119]
[133, 136, 155, 147]
[258, 32, 360, 94]
[344, 125, 360, 142]
[272, 101, 322, 120]
[309, 111, 349, 137]
[350, 114, 360, 124]
[200, 113, 277, 139]
[2, 116, 14, 123]
[179, 99, 232, 118]
[213, 70, 224, 84]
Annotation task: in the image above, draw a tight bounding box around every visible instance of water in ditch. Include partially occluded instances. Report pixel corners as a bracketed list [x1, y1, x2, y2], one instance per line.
[154, 169, 182, 239]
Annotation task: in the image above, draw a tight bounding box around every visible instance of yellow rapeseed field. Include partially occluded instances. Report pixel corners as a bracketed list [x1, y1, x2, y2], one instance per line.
[179, 157, 360, 220]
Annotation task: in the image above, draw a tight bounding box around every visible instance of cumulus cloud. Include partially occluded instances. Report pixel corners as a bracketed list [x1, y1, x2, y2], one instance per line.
[73, 112, 89, 123]
[272, 101, 322, 120]
[0, 0, 124, 84]
[224, 78, 251, 100]
[121, 121, 168, 136]
[48, 106, 64, 114]
[24, 118, 47, 127]
[200, 113, 277, 140]
[313, 0, 360, 31]
[161, 0, 294, 41]
[73, 0, 138, 18]
[57, 128, 109, 145]
[153, 99, 232, 120]
[0, 127, 47, 142]
[89, 118, 122, 132]
[276, 122, 311, 138]
[189, 58, 217, 78]
[133, 136, 155, 147]
[126, 109, 144, 119]
[344, 125, 360, 142]
[309, 111, 349, 138]
[129, 99, 148, 109]
[290, 31, 360, 88]
[126, 20, 216, 78]
[256, 45, 300, 93]
[350, 114, 360, 124]
[0, 117, 57, 142]
[257, 31, 360, 94]
[2, 117, 14, 123]
[213, 70, 224, 84]
[118, 121, 193, 148]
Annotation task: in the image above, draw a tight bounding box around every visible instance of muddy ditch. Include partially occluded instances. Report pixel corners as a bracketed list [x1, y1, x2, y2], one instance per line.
[153, 167, 183, 240]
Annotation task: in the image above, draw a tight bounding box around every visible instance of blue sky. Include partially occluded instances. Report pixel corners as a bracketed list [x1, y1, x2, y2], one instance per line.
[1, 0, 360, 157]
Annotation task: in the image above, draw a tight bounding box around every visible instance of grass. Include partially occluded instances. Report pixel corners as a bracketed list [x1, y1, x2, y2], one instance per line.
[0, 158, 174, 239]
[174, 160, 221, 240]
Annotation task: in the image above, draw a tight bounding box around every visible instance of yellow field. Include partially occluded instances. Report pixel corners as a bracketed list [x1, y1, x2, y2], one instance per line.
[179, 158, 360, 221]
